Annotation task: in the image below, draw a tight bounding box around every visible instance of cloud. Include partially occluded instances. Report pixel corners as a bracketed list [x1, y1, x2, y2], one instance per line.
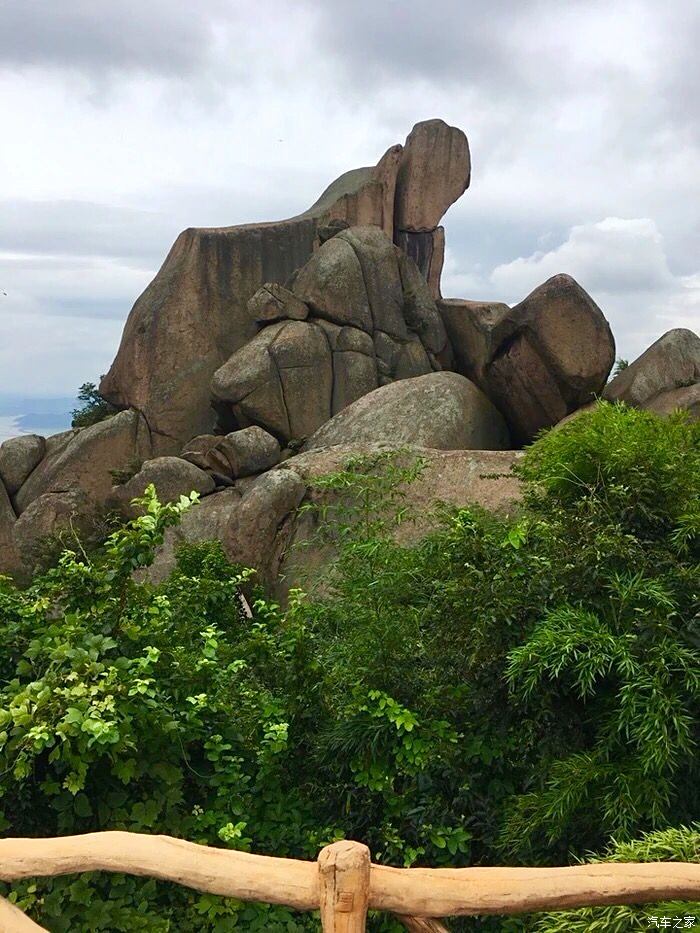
[0, 1, 220, 78]
[0, 299, 124, 396]
[485, 217, 700, 360]
[0, 199, 174, 264]
[0, 250, 154, 320]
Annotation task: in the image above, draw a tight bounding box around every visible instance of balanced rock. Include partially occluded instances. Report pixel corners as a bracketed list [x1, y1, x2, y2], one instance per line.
[303, 372, 511, 452]
[14, 410, 152, 514]
[108, 457, 215, 516]
[182, 427, 281, 478]
[443, 275, 615, 444]
[393, 119, 470, 292]
[394, 119, 471, 232]
[603, 329, 700, 410]
[0, 434, 46, 496]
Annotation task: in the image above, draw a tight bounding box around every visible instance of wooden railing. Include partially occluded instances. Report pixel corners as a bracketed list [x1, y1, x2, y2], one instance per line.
[1, 832, 700, 931]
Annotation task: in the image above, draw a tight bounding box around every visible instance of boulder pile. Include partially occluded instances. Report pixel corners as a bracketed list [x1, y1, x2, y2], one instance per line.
[1, 117, 698, 587]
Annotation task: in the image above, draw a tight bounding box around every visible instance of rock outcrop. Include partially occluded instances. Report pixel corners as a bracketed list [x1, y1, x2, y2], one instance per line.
[182, 427, 281, 480]
[6, 114, 692, 595]
[99, 120, 468, 450]
[304, 372, 510, 452]
[0, 434, 46, 496]
[108, 457, 215, 517]
[603, 329, 700, 413]
[211, 226, 451, 444]
[14, 410, 152, 514]
[144, 444, 521, 595]
[440, 275, 615, 443]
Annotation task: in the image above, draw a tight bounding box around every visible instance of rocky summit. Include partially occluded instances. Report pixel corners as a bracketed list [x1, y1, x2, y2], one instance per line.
[1, 118, 698, 587]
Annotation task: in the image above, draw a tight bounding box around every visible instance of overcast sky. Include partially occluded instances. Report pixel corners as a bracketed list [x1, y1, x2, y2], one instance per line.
[1, 0, 698, 397]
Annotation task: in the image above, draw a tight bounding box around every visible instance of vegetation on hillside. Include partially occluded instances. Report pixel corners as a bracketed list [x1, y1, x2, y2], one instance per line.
[0, 402, 697, 930]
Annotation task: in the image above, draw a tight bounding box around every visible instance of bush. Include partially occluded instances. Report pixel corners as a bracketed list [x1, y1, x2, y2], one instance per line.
[72, 381, 118, 428]
[0, 488, 324, 929]
[0, 403, 697, 930]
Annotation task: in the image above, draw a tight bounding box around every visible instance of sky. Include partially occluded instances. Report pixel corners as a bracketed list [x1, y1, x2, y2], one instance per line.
[0, 0, 698, 399]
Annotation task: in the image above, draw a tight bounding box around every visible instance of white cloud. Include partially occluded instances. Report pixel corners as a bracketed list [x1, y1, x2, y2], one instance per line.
[487, 218, 700, 361]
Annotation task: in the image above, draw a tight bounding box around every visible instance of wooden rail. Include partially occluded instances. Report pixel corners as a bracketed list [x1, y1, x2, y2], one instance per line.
[1, 832, 699, 930]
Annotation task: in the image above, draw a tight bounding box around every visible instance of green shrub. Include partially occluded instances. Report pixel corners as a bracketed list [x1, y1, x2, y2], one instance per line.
[0, 402, 697, 930]
[72, 381, 118, 428]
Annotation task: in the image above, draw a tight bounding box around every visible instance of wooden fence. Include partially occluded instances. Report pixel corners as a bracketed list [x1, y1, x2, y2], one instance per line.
[1, 832, 700, 931]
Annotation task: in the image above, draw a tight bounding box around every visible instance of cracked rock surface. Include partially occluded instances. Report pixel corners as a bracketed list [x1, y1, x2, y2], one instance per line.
[211, 226, 450, 445]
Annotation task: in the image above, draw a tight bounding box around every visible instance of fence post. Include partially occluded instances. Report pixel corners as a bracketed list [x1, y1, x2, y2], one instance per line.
[318, 840, 370, 932]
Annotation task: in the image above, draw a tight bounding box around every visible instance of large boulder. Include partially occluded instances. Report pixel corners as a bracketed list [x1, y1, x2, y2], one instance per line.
[14, 410, 152, 514]
[303, 372, 511, 452]
[12, 488, 91, 581]
[393, 119, 470, 292]
[182, 427, 281, 479]
[223, 470, 306, 582]
[211, 320, 333, 443]
[603, 329, 700, 409]
[645, 383, 700, 420]
[0, 434, 46, 496]
[140, 488, 244, 585]
[108, 457, 215, 516]
[145, 471, 306, 588]
[212, 227, 451, 445]
[441, 275, 615, 444]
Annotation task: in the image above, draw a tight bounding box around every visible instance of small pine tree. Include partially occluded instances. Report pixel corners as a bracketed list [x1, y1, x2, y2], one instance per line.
[71, 381, 117, 428]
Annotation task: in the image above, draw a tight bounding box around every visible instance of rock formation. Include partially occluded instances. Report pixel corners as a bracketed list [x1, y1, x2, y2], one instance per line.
[603, 329, 700, 411]
[439, 275, 616, 444]
[303, 372, 510, 452]
[1, 115, 697, 591]
[210, 226, 451, 444]
[99, 120, 468, 451]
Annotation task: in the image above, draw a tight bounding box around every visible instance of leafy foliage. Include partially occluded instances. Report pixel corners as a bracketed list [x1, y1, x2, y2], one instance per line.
[610, 357, 629, 379]
[71, 381, 118, 428]
[0, 403, 697, 930]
